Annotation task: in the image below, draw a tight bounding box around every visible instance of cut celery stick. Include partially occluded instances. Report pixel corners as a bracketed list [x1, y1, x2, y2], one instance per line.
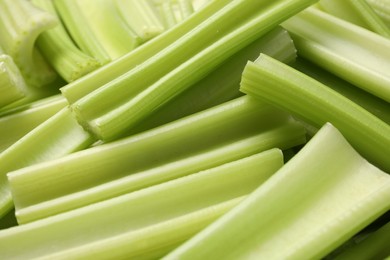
[282, 7, 390, 102]
[115, 0, 165, 42]
[129, 26, 296, 134]
[60, 0, 232, 103]
[0, 0, 58, 87]
[9, 96, 306, 223]
[0, 149, 283, 259]
[31, 0, 101, 83]
[240, 54, 390, 172]
[53, 0, 111, 65]
[0, 54, 28, 108]
[0, 107, 95, 218]
[71, 0, 316, 141]
[366, 0, 390, 27]
[317, 0, 390, 38]
[292, 58, 390, 125]
[164, 123, 390, 260]
[76, 0, 142, 60]
[0, 95, 67, 153]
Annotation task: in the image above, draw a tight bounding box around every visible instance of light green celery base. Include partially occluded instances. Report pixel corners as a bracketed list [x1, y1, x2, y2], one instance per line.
[282, 7, 390, 102]
[0, 149, 283, 259]
[164, 123, 390, 260]
[0, 107, 95, 218]
[240, 55, 390, 172]
[0, 95, 67, 153]
[60, 0, 231, 103]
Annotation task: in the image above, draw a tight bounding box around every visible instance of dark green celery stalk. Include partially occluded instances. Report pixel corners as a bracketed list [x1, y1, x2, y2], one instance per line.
[240, 54, 390, 172]
[60, 0, 232, 102]
[71, 0, 317, 141]
[129, 26, 296, 134]
[0, 149, 283, 259]
[9, 96, 306, 223]
[164, 123, 390, 260]
[32, 0, 101, 83]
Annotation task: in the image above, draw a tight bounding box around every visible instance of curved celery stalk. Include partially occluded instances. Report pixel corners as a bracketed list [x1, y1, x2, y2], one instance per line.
[282, 7, 390, 102]
[164, 123, 390, 260]
[60, 0, 231, 102]
[317, 0, 390, 38]
[0, 0, 58, 87]
[9, 96, 306, 223]
[0, 149, 283, 259]
[115, 0, 165, 42]
[71, 0, 316, 141]
[53, 0, 111, 65]
[31, 0, 101, 83]
[366, 0, 390, 27]
[240, 54, 390, 172]
[0, 95, 67, 153]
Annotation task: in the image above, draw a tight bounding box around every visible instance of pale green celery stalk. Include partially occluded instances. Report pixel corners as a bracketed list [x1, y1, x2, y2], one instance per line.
[9, 96, 306, 223]
[317, 0, 390, 38]
[240, 54, 390, 172]
[0, 0, 58, 87]
[333, 221, 390, 260]
[76, 0, 143, 60]
[155, 0, 178, 29]
[164, 123, 390, 260]
[0, 149, 283, 259]
[0, 54, 28, 108]
[129, 26, 296, 134]
[282, 7, 390, 103]
[32, 0, 101, 83]
[177, 0, 195, 20]
[366, 0, 390, 27]
[60, 0, 232, 103]
[53, 0, 111, 65]
[116, 0, 165, 42]
[72, 0, 317, 141]
[0, 107, 95, 218]
[0, 95, 67, 153]
[292, 58, 390, 125]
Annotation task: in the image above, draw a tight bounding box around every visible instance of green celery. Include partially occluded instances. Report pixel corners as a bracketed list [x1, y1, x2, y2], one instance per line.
[0, 95, 67, 153]
[75, 0, 142, 60]
[317, 0, 390, 38]
[366, 0, 390, 27]
[0, 107, 95, 218]
[155, 1, 178, 29]
[115, 0, 165, 42]
[53, 0, 111, 65]
[240, 55, 390, 172]
[282, 7, 390, 102]
[32, 0, 101, 83]
[177, 0, 195, 21]
[71, 0, 316, 141]
[60, 0, 231, 102]
[129, 26, 296, 134]
[0, 149, 283, 259]
[0, 0, 58, 87]
[164, 123, 390, 260]
[9, 96, 306, 223]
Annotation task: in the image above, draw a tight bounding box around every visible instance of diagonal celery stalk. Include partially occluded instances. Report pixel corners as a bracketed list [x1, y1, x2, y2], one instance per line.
[240, 54, 390, 172]
[31, 0, 101, 83]
[71, 0, 317, 141]
[9, 96, 306, 223]
[317, 0, 390, 38]
[366, 0, 390, 27]
[164, 123, 390, 260]
[115, 0, 165, 42]
[0, 149, 283, 259]
[0, 0, 58, 87]
[282, 7, 390, 102]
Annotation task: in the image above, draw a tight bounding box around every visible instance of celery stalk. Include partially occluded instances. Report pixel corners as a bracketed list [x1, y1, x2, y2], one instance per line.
[317, 0, 390, 38]
[0, 149, 283, 259]
[71, 0, 317, 141]
[164, 123, 390, 260]
[240, 54, 390, 172]
[0, 0, 58, 87]
[282, 7, 390, 102]
[155, 0, 178, 29]
[366, 0, 390, 27]
[9, 96, 306, 223]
